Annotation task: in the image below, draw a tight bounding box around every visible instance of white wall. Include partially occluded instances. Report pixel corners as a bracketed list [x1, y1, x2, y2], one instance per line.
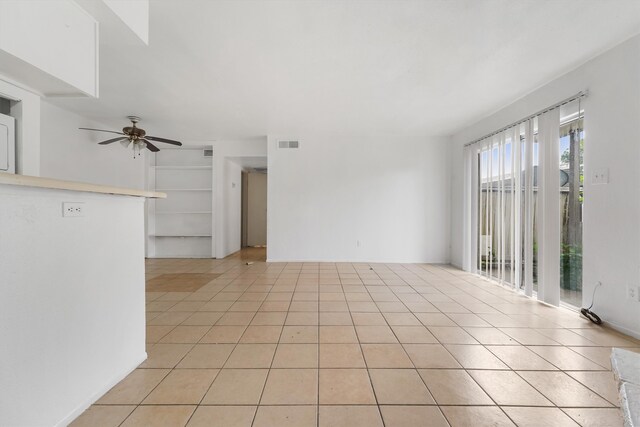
[247, 172, 267, 246]
[213, 138, 267, 258]
[0, 185, 147, 426]
[450, 34, 640, 338]
[40, 101, 146, 189]
[267, 134, 451, 263]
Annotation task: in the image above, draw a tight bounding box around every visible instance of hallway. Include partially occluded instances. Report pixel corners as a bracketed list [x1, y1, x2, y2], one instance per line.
[72, 251, 637, 426]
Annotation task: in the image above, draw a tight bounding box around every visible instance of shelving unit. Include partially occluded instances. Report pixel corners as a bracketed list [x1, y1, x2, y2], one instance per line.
[152, 165, 212, 170]
[155, 211, 212, 215]
[155, 188, 213, 192]
[147, 147, 213, 258]
[151, 234, 212, 237]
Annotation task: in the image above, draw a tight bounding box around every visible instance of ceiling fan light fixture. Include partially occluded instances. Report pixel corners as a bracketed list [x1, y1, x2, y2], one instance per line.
[79, 116, 183, 156]
[133, 140, 144, 158]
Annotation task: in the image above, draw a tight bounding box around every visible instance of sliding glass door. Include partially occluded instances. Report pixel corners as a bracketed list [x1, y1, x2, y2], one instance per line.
[467, 98, 584, 307]
[477, 133, 517, 285]
[559, 101, 584, 307]
[519, 125, 539, 294]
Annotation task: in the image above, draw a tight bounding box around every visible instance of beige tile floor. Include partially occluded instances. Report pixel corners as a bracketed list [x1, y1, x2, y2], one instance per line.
[71, 248, 639, 427]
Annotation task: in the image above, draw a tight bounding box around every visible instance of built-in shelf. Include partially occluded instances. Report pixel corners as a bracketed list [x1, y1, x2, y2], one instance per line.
[152, 165, 212, 170]
[155, 211, 212, 215]
[147, 148, 214, 258]
[152, 234, 212, 238]
[155, 188, 213, 192]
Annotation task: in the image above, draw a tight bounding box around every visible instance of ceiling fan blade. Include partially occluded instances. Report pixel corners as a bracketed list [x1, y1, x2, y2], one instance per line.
[98, 137, 129, 145]
[142, 139, 160, 152]
[145, 135, 183, 146]
[79, 127, 125, 135]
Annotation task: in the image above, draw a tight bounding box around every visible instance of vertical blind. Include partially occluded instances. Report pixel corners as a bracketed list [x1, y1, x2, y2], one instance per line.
[462, 95, 581, 306]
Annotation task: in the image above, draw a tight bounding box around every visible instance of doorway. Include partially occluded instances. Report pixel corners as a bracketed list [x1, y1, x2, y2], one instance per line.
[241, 169, 267, 249]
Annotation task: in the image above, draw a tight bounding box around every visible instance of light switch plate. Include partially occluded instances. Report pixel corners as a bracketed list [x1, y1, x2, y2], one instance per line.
[592, 168, 609, 185]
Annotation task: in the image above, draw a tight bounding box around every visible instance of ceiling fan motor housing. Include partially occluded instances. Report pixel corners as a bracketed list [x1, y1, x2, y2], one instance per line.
[123, 126, 146, 139]
[124, 116, 145, 140]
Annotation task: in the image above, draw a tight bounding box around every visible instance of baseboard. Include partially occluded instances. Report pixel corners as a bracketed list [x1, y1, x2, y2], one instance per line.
[266, 258, 450, 264]
[470, 272, 640, 341]
[55, 352, 147, 427]
[223, 249, 242, 258]
[603, 320, 640, 340]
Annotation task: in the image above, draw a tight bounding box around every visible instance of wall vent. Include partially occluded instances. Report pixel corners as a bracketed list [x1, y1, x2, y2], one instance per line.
[278, 140, 299, 149]
[203, 148, 213, 157]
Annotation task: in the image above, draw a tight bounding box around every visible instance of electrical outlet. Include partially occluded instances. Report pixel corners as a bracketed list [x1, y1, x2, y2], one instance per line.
[62, 202, 84, 217]
[628, 285, 640, 302]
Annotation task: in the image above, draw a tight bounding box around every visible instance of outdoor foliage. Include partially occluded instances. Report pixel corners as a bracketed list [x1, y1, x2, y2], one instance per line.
[560, 244, 582, 291]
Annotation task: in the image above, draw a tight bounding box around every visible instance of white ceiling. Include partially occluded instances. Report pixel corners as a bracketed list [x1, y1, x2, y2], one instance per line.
[51, 0, 640, 141]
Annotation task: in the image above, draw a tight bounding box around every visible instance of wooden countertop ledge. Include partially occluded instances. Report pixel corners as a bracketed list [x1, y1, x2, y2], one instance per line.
[0, 172, 166, 198]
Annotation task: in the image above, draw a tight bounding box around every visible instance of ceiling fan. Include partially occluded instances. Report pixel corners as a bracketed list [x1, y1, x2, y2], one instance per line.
[79, 116, 182, 157]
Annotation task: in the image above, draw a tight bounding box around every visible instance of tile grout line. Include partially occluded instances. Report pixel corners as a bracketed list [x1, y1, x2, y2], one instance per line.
[94, 254, 631, 427]
[250, 262, 301, 427]
[352, 263, 396, 427]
